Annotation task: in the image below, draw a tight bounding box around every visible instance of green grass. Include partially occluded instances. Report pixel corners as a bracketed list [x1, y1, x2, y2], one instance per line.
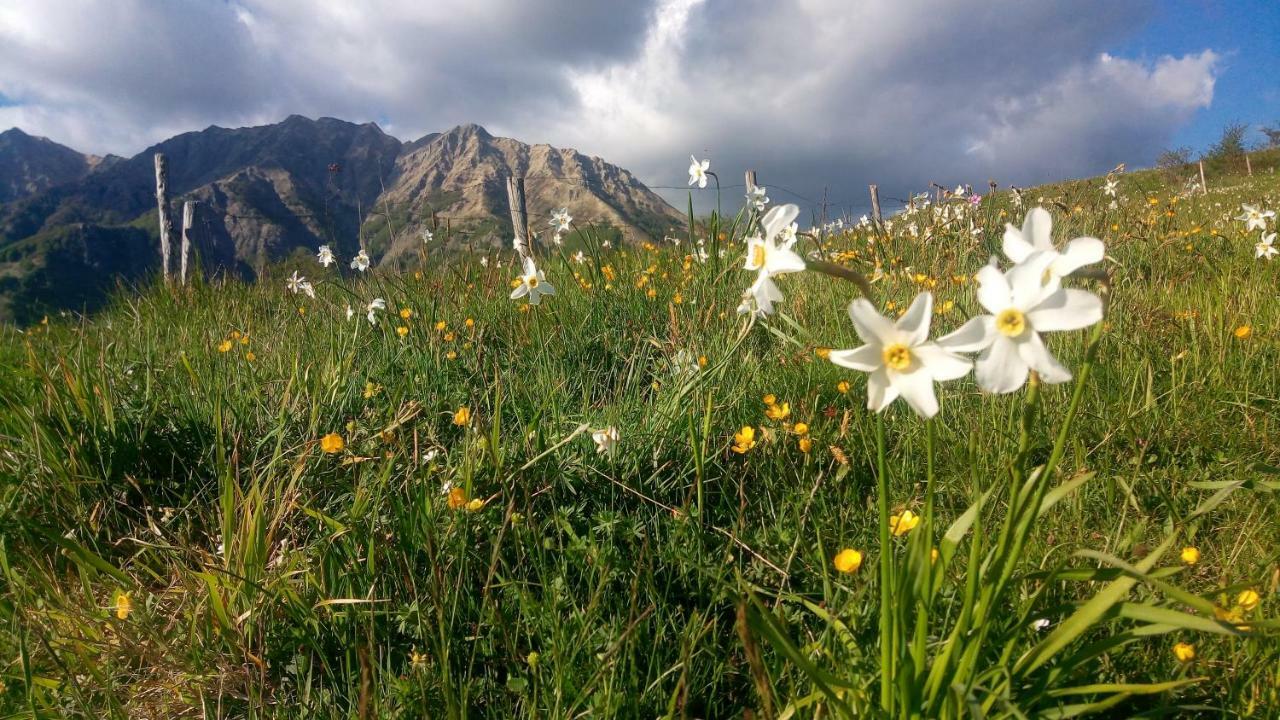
[1, 159, 1278, 718]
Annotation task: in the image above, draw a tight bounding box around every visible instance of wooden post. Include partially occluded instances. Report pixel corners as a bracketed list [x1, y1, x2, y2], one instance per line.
[180, 201, 195, 285]
[1198, 160, 1207, 195]
[154, 153, 173, 283]
[506, 176, 531, 260]
[744, 169, 757, 193]
[869, 184, 882, 225]
[1245, 153, 1252, 176]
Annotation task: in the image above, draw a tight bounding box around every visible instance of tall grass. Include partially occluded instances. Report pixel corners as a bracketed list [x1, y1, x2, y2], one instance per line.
[1, 162, 1277, 718]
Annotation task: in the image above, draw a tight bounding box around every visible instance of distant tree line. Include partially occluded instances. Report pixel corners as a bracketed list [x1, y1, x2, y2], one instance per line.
[1157, 121, 1280, 178]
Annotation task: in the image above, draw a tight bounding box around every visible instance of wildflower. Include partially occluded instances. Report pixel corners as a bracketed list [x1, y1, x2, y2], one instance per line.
[317, 245, 335, 267]
[421, 228, 434, 244]
[1172, 642, 1196, 662]
[1234, 325, 1252, 340]
[1236, 204, 1274, 232]
[350, 249, 371, 272]
[396, 325, 409, 337]
[592, 426, 620, 456]
[320, 433, 345, 454]
[217, 339, 233, 353]
[746, 183, 769, 211]
[550, 208, 572, 233]
[453, 407, 471, 426]
[688, 155, 710, 189]
[763, 394, 777, 405]
[765, 402, 790, 421]
[833, 548, 863, 573]
[400, 307, 412, 319]
[527, 651, 540, 667]
[366, 298, 386, 324]
[286, 271, 315, 298]
[1103, 178, 1118, 198]
[410, 649, 427, 670]
[815, 347, 831, 359]
[345, 305, 355, 321]
[829, 292, 972, 418]
[1180, 546, 1200, 565]
[245, 351, 256, 362]
[1256, 232, 1277, 260]
[793, 422, 809, 435]
[1031, 618, 1052, 631]
[940, 254, 1103, 394]
[113, 590, 132, 620]
[836, 380, 850, 394]
[573, 250, 586, 264]
[466, 497, 486, 512]
[510, 257, 556, 306]
[1237, 589, 1261, 612]
[889, 510, 920, 536]
[741, 204, 805, 315]
[447, 486, 467, 510]
[731, 426, 756, 454]
[1002, 207, 1105, 281]
[798, 437, 812, 453]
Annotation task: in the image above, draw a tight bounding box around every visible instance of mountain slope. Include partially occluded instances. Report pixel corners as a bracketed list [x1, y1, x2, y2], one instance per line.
[0, 117, 682, 321]
[0, 128, 99, 204]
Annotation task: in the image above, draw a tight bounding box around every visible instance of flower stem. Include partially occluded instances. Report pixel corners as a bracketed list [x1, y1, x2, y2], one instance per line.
[875, 413, 894, 714]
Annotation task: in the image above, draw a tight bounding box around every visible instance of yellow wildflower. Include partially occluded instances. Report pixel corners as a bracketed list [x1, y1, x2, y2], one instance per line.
[1237, 589, 1261, 612]
[765, 402, 790, 421]
[320, 433, 345, 454]
[217, 340, 233, 353]
[837, 380, 850, 394]
[833, 548, 863, 573]
[1234, 325, 1252, 339]
[113, 590, 132, 620]
[798, 437, 812, 453]
[731, 426, 757, 454]
[447, 486, 467, 510]
[396, 325, 409, 337]
[793, 422, 809, 436]
[1179, 546, 1200, 565]
[453, 407, 471, 426]
[889, 510, 920, 537]
[1172, 642, 1195, 662]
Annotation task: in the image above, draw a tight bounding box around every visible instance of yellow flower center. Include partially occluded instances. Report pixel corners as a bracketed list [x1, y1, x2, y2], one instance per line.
[996, 308, 1026, 337]
[881, 343, 912, 370]
[751, 243, 767, 269]
[527, 275, 539, 289]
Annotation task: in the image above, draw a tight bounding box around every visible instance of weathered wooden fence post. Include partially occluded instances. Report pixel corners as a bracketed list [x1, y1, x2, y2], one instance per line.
[1198, 159, 1208, 195]
[744, 169, 757, 193]
[869, 184, 883, 225]
[506, 176, 532, 260]
[154, 153, 173, 283]
[1245, 153, 1252, 176]
[180, 201, 196, 285]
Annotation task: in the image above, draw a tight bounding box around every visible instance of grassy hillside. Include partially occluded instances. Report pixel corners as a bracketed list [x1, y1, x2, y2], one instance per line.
[1, 156, 1277, 718]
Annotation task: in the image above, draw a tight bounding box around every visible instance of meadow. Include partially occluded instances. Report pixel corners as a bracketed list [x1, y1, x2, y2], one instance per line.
[1, 153, 1279, 718]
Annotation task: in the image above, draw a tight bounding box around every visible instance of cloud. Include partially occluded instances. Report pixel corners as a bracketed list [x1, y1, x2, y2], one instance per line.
[0, 0, 1220, 214]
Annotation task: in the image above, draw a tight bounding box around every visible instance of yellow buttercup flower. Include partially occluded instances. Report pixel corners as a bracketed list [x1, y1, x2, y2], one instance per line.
[833, 548, 863, 573]
[793, 422, 809, 436]
[765, 402, 790, 421]
[836, 380, 850, 394]
[762, 394, 776, 405]
[815, 347, 831, 359]
[466, 498, 486, 512]
[889, 510, 920, 537]
[447, 486, 467, 510]
[320, 433, 345, 454]
[217, 339, 232, 353]
[1234, 325, 1252, 340]
[1179, 546, 1200, 565]
[453, 407, 471, 426]
[731, 426, 756, 454]
[1236, 589, 1261, 612]
[798, 437, 812, 453]
[435, 320, 447, 331]
[399, 307, 412, 319]
[396, 325, 409, 337]
[1172, 642, 1195, 662]
[113, 590, 132, 620]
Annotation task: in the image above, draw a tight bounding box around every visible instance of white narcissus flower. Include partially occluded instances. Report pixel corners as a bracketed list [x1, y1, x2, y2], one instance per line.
[480, 256, 489, 267]
[828, 292, 971, 418]
[1002, 207, 1105, 281]
[688, 155, 710, 189]
[1257, 232, 1277, 260]
[1237, 204, 1274, 232]
[350, 249, 370, 272]
[510, 257, 556, 305]
[345, 305, 355, 321]
[317, 245, 335, 267]
[286, 271, 314, 298]
[573, 250, 586, 264]
[421, 228, 433, 244]
[742, 203, 805, 315]
[746, 183, 769, 211]
[550, 208, 572, 233]
[1103, 178, 1118, 198]
[591, 426, 619, 456]
[940, 253, 1102, 394]
[366, 298, 386, 324]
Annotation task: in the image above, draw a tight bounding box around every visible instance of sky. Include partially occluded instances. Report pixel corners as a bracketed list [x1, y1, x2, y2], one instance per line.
[1, 0, 1276, 217]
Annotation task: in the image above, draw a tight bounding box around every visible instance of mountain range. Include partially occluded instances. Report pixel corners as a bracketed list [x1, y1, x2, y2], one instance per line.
[0, 117, 683, 323]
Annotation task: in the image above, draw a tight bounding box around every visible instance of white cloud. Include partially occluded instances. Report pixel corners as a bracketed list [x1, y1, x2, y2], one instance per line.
[0, 0, 1220, 213]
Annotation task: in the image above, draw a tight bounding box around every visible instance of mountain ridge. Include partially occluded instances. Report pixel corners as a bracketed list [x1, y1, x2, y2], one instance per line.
[0, 116, 683, 323]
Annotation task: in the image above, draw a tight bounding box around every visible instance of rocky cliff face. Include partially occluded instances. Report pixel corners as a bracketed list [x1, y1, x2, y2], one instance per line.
[0, 116, 682, 321]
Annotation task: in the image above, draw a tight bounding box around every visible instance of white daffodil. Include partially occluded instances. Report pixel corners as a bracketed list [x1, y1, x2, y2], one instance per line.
[550, 208, 572, 233]
[573, 250, 586, 264]
[1257, 232, 1277, 260]
[345, 304, 355, 321]
[1103, 178, 1118, 198]
[350, 249, 370, 272]
[601, 240, 612, 249]
[1002, 207, 1105, 281]
[510, 257, 556, 305]
[480, 256, 489, 267]
[939, 253, 1102, 394]
[366, 298, 386, 325]
[1237, 204, 1275, 232]
[421, 228, 433, 244]
[828, 292, 971, 418]
[317, 245, 335, 267]
[286, 271, 315, 298]
[592, 426, 619, 456]
[746, 183, 769, 211]
[688, 155, 710, 189]
[741, 204, 805, 316]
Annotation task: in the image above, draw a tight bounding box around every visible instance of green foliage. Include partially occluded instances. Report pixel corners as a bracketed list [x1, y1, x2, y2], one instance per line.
[0, 162, 1278, 718]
